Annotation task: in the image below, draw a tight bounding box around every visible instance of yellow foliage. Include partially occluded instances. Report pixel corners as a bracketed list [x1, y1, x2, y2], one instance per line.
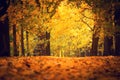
[8, 0, 95, 56]
[50, 0, 94, 56]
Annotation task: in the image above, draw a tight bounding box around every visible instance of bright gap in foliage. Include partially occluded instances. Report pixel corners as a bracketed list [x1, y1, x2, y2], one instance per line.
[50, 0, 94, 57]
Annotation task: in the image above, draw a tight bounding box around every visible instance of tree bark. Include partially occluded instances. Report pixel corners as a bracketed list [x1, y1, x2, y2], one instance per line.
[103, 36, 113, 56]
[26, 31, 29, 55]
[114, 4, 120, 56]
[90, 33, 99, 56]
[0, 22, 4, 56]
[13, 25, 18, 56]
[115, 32, 120, 56]
[21, 26, 24, 56]
[0, 17, 10, 56]
[46, 32, 50, 56]
[4, 17, 10, 56]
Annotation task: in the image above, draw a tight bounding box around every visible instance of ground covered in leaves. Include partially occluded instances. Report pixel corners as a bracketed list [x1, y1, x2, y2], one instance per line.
[0, 56, 120, 80]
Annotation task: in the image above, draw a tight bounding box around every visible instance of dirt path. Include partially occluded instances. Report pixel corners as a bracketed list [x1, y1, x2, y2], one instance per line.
[0, 56, 120, 80]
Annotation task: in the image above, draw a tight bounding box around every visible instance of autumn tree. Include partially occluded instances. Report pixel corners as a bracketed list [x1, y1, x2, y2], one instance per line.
[50, 0, 94, 57]
[95, 0, 120, 56]
[8, 0, 63, 56]
[67, 0, 101, 56]
[33, 0, 63, 56]
[68, 0, 120, 56]
[10, 0, 19, 56]
[0, 0, 10, 56]
[7, 0, 120, 56]
[114, 2, 120, 56]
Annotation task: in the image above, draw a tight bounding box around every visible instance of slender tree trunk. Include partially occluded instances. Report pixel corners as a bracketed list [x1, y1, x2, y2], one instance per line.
[13, 25, 18, 56]
[21, 26, 24, 56]
[90, 33, 99, 56]
[26, 31, 29, 55]
[112, 35, 116, 55]
[46, 32, 50, 56]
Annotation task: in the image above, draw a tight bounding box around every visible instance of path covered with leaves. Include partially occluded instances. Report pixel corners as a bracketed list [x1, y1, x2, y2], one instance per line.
[0, 56, 120, 80]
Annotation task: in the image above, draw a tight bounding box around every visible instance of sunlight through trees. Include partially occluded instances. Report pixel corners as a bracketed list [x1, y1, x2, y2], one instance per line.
[0, 0, 120, 57]
[50, 0, 94, 57]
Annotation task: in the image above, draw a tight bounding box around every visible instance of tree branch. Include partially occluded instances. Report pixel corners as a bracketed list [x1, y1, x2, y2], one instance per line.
[0, 0, 10, 17]
[81, 19, 94, 31]
[81, 13, 95, 20]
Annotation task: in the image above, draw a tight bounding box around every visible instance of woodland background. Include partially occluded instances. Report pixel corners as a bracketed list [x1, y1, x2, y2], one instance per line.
[0, 0, 120, 57]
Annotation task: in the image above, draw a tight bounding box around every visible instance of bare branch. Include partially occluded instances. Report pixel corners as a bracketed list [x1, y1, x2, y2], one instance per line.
[81, 13, 95, 20]
[81, 19, 94, 31]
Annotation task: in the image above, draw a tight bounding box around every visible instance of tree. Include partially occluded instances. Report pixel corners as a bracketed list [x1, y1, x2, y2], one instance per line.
[102, 1, 120, 56]
[13, 24, 18, 56]
[81, 0, 120, 56]
[33, 0, 63, 56]
[50, 1, 94, 57]
[26, 31, 29, 55]
[21, 24, 25, 56]
[68, 0, 103, 56]
[114, 2, 120, 56]
[68, 0, 120, 56]
[8, 0, 63, 56]
[0, 0, 10, 56]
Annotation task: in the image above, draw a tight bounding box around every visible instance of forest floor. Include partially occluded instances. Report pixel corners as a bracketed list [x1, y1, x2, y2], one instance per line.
[0, 56, 120, 80]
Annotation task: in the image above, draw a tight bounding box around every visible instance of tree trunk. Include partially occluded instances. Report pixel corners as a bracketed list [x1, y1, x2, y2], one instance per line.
[90, 34, 99, 56]
[115, 32, 120, 56]
[46, 32, 50, 56]
[0, 22, 4, 56]
[26, 31, 29, 55]
[0, 0, 10, 57]
[114, 4, 120, 56]
[21, 26, 24, 56]
[13, 25, 18, 56]
[103, 36, 113, 56]
[0, 17, 10, 56]
[4, 17, 10, 56]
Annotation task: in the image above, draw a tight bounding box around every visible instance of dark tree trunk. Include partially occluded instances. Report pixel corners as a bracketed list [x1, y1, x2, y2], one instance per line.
[0, 22, 4, 56]
[114, 4, 120, 56]
[115, 32, 120, 56]
[46, 32, 50, 56]
[90, 34, 99, 56]
[0, 17, 10, 56]
[0, 0, 10, 57]
[103, 36, 113, 56]
[21, 26, 24, 56]
[26, 31, 29, 54]
[4, 17, 10, 56]
[13, 25, 18, 56]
